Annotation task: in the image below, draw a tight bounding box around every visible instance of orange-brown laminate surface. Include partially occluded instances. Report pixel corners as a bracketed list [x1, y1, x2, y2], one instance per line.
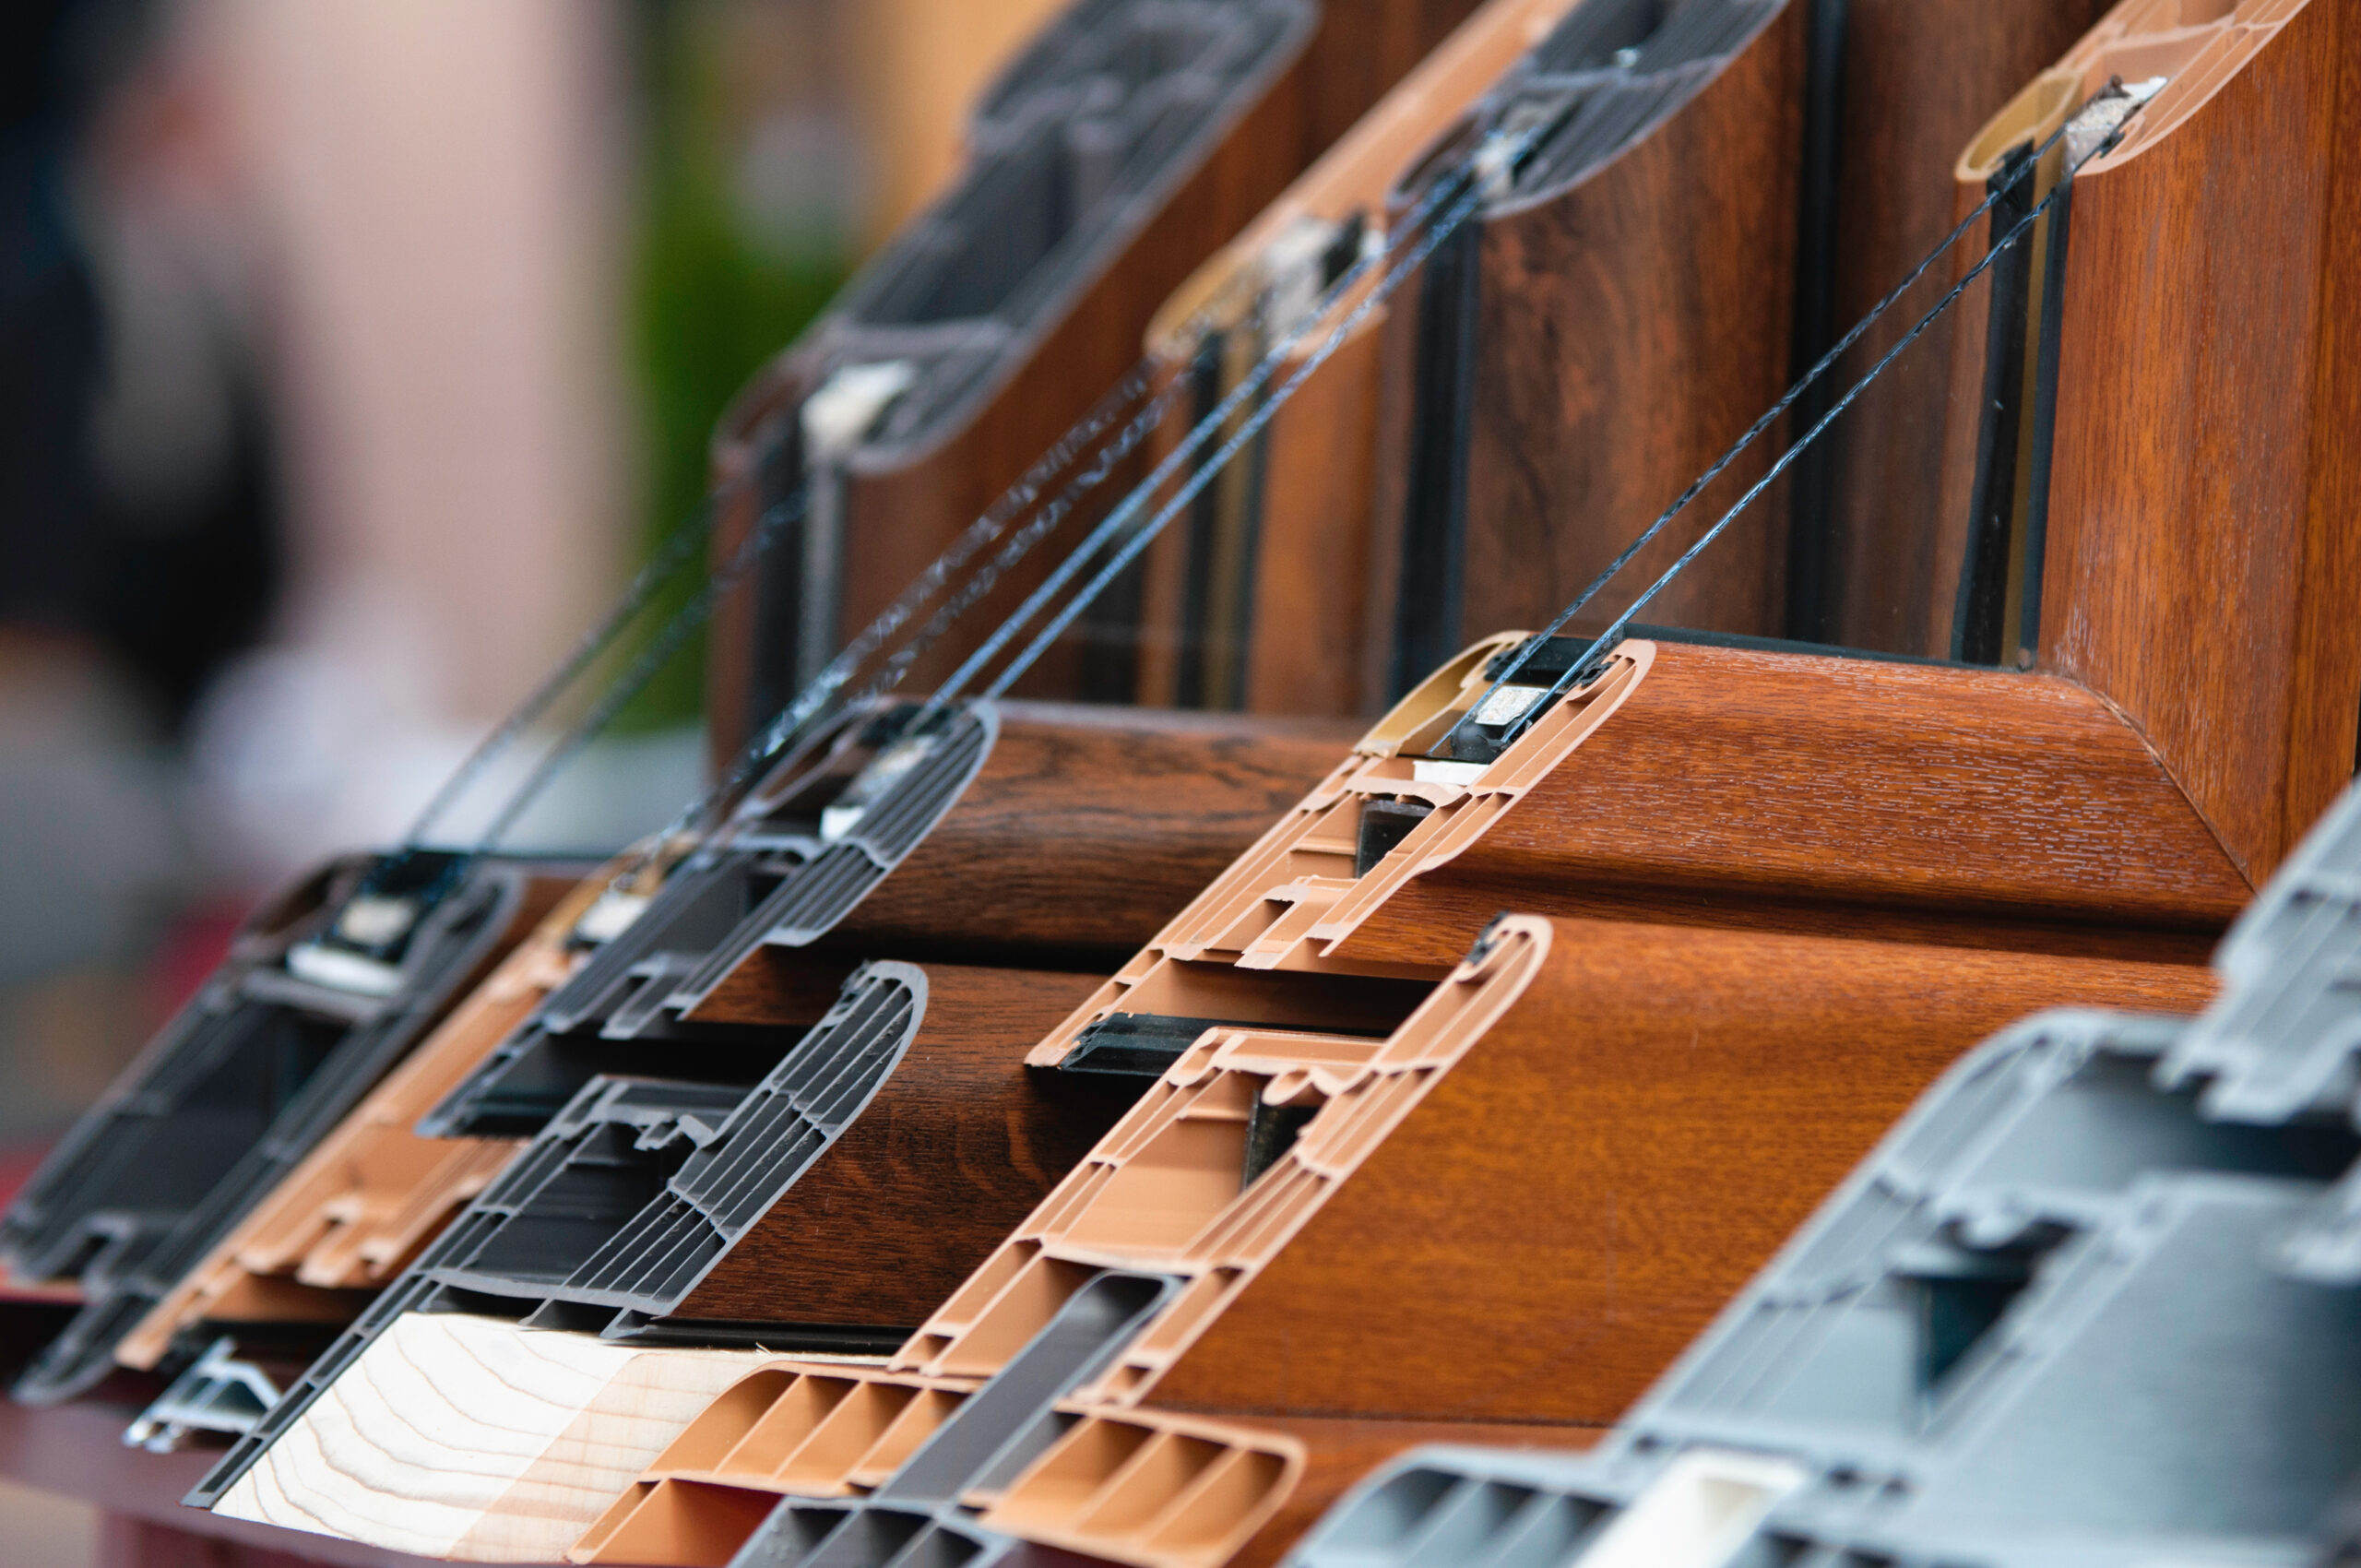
[1145, 915, 2217, 1425]
[825, 706, 1358, 964]
[673, 964, 1129, 1329]
[2039, 0, 2361, 882]
[1456, 0, 1803, 647]
[1329, 639, 2252, 971]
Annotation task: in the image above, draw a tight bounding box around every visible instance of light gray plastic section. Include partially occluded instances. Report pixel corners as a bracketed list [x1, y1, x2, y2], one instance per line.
[2157, 779, 2361, 1127]
[730, 1270, 1179, 1568]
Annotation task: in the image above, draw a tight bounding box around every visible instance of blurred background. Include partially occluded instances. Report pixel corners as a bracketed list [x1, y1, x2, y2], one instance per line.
[0, 0, 1078, 1552]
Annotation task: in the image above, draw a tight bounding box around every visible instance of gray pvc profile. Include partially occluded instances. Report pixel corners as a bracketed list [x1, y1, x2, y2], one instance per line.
[0, 851, 558, 1406]
[421, 704, 995, 1139]
[730, 1270, 1179, 1568]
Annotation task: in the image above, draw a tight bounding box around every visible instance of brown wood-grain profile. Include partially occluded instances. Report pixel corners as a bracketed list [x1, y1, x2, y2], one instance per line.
[575, 912, 2215, 1567]
[1132, 0, 1587, 717]
[2035, 0, 2361, 883]
[704, 0, 1485, 756]
[1032, 636, 2247, 1091]
[819, 704, 1359, 966]
[1363, 0, 1804, 706]
[669, 961, 1123, 1331]
[1808, 0, 2118, 652]
[118, 706, 1346, 1373]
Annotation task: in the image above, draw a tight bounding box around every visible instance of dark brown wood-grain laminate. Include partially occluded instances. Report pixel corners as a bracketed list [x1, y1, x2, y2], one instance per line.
[1451, 0, 1803, 655]
[1810, 0, 2116, 651]
[825, 704, 1358, 966]
[673, 963, 1124, 1330]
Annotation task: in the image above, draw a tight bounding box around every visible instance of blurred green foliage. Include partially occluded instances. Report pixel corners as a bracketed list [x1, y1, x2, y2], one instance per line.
[616, 0, 845, 731]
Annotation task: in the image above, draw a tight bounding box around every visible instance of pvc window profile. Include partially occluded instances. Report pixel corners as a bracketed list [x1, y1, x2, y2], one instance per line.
[0, 851, 564, 1406]
[423, 705, 994, 1139]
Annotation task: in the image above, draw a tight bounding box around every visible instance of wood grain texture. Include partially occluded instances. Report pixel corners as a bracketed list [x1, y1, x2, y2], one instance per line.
[1811, 0, 2117, 650]
[2039, 0, 2361, 883]
[1133, 0, 1588, 718]
[1144, 913, 2219, 1425]
[1327, 638, 2254, 972]
[826, 703, 1357, 965]
[212, 1313, 776, 1562]
[1452, 0, 1803, 650]
[674, 964, 1126, 1328]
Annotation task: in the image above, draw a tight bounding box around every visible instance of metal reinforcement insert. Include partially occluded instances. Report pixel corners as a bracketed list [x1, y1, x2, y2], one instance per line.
[728, 1271, 1180, 1568]
[187, 961, 928, 1512]
[0, 850, 552, 1406]
[424, 704, 994, 1138]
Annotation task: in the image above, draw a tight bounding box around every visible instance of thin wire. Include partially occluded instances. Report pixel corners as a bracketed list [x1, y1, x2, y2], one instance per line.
[712, 362, 1169, 807]
[1458, 112, 2117, 756]
[1435, 109, 2088, 755]
[979, 158, 1510, 701]
[924, 133, 1520, 715]
[400, 489, 723, 848]
[469, 486, 810, 852]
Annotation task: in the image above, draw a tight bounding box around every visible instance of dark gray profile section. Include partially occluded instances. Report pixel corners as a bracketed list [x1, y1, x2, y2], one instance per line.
[186, 962, 929, 1512]
[0, 850, 560, 1406]
[1280, 786, 2361, 1568]
[730, 1271, 1180, 1568]
[422, 704, 994, 1138]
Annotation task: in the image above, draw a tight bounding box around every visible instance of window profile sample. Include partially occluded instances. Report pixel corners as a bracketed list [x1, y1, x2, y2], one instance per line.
[1364, 0, 1804, 704]
[1794, 0, 2119, 653]
[1942, 0, 2361, 880]
[0, 850, 587, 1407]
[1127, 0, 1588, 717]
[699, 0, 1489, 742]
[116, 703, 1348, 1384]
[1283, 777, 2361, 1568]
[572, 909, 2212, 1568]
[195, 955, 1127, 1557]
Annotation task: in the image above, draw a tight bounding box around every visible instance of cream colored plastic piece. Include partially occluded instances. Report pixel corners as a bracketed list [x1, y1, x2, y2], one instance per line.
[1959, 0, 2289, 181]
[1569, 1449, 1809, 1568]
[209, 1312, 785, 1562]
[906, 919, 1553, 1396]
[974, 1406, 1304, 1568]
[116, 851, 674, 1372]
[1025, 636, 1646, 1070]
[570, 1363, 979, 1564]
